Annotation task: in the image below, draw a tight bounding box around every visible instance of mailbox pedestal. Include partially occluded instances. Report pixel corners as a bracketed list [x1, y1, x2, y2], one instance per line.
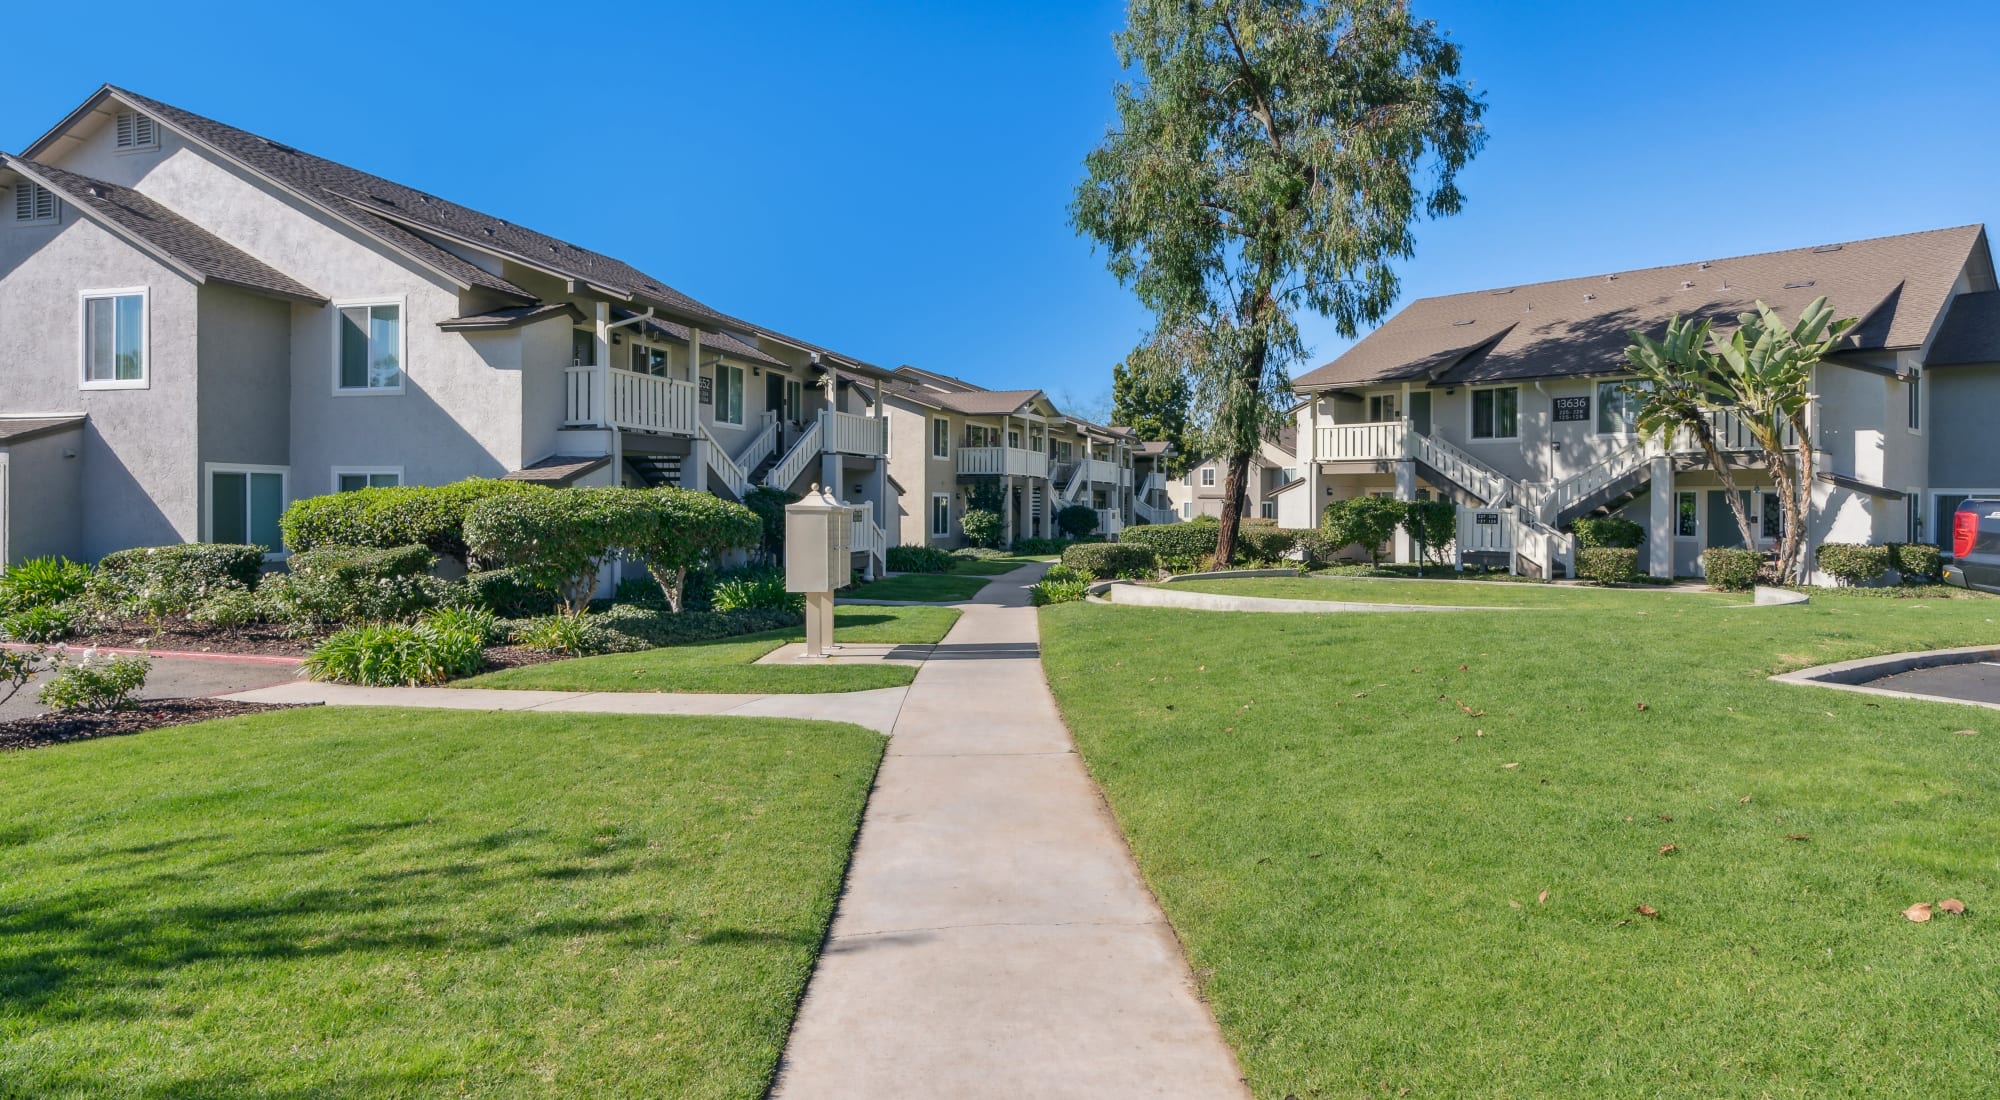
[784, 484, 853, 659]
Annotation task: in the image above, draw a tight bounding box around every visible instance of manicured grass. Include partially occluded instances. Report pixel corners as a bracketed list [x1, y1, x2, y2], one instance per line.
[948, 554, 1057, 575]
[1170, 574, 1736, 608]
[462, 605, 959, 694]
[844, 572, 991, 602]
[0, 706, 882, 1099]
[1040, 589, 2000, 1097]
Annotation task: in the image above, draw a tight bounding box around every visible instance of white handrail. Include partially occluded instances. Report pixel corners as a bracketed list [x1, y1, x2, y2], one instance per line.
[762, 416, 822, 490]
[1061, 461, 1088, 502]
[1535, 440, 1652, 524]
[606, 369, 698, 436]
[698, 423, 754, 499]
[1314, 419, 1408, 461]
[1410, 429, 1523, 509]
[1133, 498, 1176, 524]
[731, 418, 780, 475]
[563, 366, 597, 426]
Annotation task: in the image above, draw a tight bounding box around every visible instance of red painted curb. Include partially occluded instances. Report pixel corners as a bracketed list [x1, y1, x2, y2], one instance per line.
[0, 641, 304, 667]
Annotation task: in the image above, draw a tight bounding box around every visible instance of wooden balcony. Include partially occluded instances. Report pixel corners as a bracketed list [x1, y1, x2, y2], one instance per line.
[956, 446, 1048, 479]
[565, 366, 698, 437]
[825, 410, 888, 457]
[1314, 419, 1410, 461]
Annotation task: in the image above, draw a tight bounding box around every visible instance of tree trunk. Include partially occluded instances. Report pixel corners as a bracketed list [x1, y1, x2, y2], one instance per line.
[1215, 450, 1253, 566]
[1692, 427, 1757, 551]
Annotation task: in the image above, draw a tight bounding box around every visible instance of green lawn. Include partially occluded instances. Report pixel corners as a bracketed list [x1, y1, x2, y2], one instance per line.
[1170, 575, 1737, 608]
[463, 605, 959, 693]
[0, 706, 883, 1099]
[843, 554, 1048, 602]
[1040, 587, 2000, 1097]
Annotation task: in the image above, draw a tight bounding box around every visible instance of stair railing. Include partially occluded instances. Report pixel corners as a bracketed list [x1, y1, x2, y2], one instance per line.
[697, 423, 755, 499]
[762, 415, 823, 490]
[1534, 440, 1654, 525]
[731, 418, 780, 476]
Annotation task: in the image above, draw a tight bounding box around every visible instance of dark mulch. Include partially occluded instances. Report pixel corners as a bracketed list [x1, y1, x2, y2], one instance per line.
[0, 699, 308, 752]
[478, 646, 568, 671]
[64, 620, 317, 658]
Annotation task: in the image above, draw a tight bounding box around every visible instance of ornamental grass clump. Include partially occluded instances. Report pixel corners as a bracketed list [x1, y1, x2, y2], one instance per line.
[304, 617, 486, 686]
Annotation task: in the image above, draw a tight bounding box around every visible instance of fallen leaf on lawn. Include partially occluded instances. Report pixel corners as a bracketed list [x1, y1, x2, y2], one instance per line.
[1635, 905, 1660, 919]
[1939, 898, 1967, 915]
[1450, 736, 1462, 743]
[1785, 834, 1810, 842]
[1198, 665, 1207, 672]
[1459, 664, 1468, 670]
[1659, 843, 1678, 855]
[1952, 729, 1977, 737]
[1475, 729, 1485, 737]
[1623, 815, 1634, 823]
[1509, 900, 1521, 909]
[1412, 668, 1422, 673]
[1636, 702, 1648, 712]
[1502, 762, 1520, 769]
[1537, 889, 1550, 905]
[1657, 813, 1673, 822]
[1904, 902, 1933, 923]
[1353, 692, 1370, 699]
[1738, 795, 1754, 804]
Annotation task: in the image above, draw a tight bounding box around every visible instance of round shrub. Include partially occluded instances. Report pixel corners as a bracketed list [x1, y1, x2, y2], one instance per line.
[1816, 542, 1890, 586]
[88, 543, 267, 619]
[625, 487, 762, 611]
[1056, 505, 1100, 539]
[886, 545, 955, 574]
[37, 651, 149, 712]
[1576, 547, 1640, 586]
[465, 487, 659, 613]
[1888, 542, 1943, 583]
[1010, 537, 1067, 556]
[1029, 575, 1091, 605]
[1571, 516, 1645, 549]
[1061, 542, 1156, 580]
[1701, 547, 1763, 592]
[959, 508, 1003, 549]
[1118, 523, 1218, 573]
[1235, 526, 1298, 563]
[0, 556, 89, 613]
[280, 479, 549, 566]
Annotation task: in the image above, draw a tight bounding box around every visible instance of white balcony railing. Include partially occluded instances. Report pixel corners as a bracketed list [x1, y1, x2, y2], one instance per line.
[1084, 456, 1123, 484]
[1674, 409, 1799, 453]
[956, 446, 1048, 479]
[826, 410, 888, 456]
[564, 366, 698, 436]
[1315, 419, 1409, 461]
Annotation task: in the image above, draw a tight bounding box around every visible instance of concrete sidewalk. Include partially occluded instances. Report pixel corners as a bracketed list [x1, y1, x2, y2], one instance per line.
[770, 564, 1246, 1098]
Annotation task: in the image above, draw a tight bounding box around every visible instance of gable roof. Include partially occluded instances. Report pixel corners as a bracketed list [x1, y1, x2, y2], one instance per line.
[1927, 290, 2000, 366]
[3, 155, 324, 304]
[40, 86, 731, 319]
[1294, 225, 1990, 392]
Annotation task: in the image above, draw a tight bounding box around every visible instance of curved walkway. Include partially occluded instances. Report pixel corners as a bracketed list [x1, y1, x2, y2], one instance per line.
[770, 561, 1245, 1098]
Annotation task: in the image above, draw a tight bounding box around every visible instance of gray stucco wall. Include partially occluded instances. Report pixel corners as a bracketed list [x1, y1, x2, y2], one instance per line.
[1928, 363, 2000, 488]
[1, 427, 84, 566]
[196, 282, 291, 472]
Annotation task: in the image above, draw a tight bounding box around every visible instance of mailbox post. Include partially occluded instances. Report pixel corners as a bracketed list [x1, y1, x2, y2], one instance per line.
[784, 484, 852, 658]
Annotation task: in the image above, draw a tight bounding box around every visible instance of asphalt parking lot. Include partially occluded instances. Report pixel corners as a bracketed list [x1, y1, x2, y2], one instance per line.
[1864, 661, 2000, 707]
[0, 653, 299, 722]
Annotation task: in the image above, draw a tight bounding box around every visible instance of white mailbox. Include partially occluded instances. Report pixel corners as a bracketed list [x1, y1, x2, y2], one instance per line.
[784, 484, 851, 657]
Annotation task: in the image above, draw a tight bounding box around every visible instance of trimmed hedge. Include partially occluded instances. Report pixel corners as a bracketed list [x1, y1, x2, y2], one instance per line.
[89, 543, 266, 617]
[1321, 497, 1404, 565]
[592, 605, 801, 651]
[1817, 542, 1890, 586]
[1010, 537, 1068, 556]
[287, 544, 434, 582]
[1572, 516, 1644, 549]
[1576, 547, 1640, 585]
[461, 567, 560, 618]
[887, 545, 956, 574]
[1235, 526, 1298, 562]
[464, 487, 658, 613]
[1888, 541, 1943, 583]
[625, 487, 762, 611]
[1061, 542, 1156, 579]
[1701, 547, 1762, 592]
[1056, 505, 1100, 539]
[1118, 523, 1218, 572]
[280, 479, 548, 565]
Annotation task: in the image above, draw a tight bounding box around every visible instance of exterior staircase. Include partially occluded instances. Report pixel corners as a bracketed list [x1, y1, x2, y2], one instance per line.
[625, 453, 684, 487]
[1533, 441, 1654, 528]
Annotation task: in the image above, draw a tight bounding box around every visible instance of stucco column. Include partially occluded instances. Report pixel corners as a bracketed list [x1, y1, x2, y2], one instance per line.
[821, 452, 841, 499]
[1393, 459, 1416, 563]
[1647, 455, 1673, 579]
[1002, 474, 1015, 546]
[687, 436, 709, 493]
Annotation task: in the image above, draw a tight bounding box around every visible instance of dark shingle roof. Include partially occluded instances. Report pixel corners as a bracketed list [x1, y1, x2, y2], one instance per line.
[438, 302, 585, 331]
[107, 86, 725, 318]
[632, 316, 784, 368]
[4, 156, 324, 303]
[1928, 290, 2000, 366]
[0, 415, 85, 444]
[1295, 225, 1989, 392]
[503, 455, 609, 484]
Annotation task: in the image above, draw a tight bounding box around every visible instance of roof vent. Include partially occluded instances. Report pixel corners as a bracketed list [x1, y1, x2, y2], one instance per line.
[113, 111, 157, 150]
[260, 138, 301, 156]
[1681, 280, 1695, 289]
[1698, 261, 1713, 270]
[1452, 318, 1476, 326]
[1812, 244, 1843, 253]
[85, 184, 107, 198]
[1489, 287, 1514, 295]
[1605, 274, 1618, 281]
[1583, 293, 1596, 301]
[1784, 279, 1816, 289]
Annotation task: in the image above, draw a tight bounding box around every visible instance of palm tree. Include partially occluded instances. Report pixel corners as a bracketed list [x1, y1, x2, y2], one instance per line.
[1622, 315, 1756, 550]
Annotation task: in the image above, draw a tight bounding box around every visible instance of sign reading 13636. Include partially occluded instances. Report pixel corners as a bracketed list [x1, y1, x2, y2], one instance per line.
[1552, 396, 1591, 422]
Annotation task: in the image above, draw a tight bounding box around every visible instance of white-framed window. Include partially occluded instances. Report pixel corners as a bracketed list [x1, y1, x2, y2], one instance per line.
[785, 378, 803, 422]
[1260, 500, 1278, 520]
[712, 363, 745, 425]
[12, 181, 58, 226]
[930, 492, 952, 538]
[334, 300, 404, 393]
[1368, 394, 1397, 422]
[1761, 492, 1783, 541]
[1907, 370, 1922, 433]
[1676, 491, 1698, 538]
[333, 467, 403, 493]
[114, 111, 159, 151]
[81, 288, 149, 389]
[206, 464, 288, 553]
[1200, 466, 1216, 487]
[1180, 501, 1192, 519]
[1906, 492, 1923, 544]
[931, 416, 951, 459]
[1471, 386, 1520, 439]
[1597, 380, 1643, 435]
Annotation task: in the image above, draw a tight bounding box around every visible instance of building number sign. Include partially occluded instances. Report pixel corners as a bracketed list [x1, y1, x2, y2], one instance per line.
[1552, 396, 1591, 422]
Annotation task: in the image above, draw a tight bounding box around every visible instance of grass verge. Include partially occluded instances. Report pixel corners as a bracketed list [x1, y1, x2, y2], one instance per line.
[1169, 575, 1735, 608]
[0, 706, 882, 1099]
[462, 605, 959, 693]
[1040, 588, 2000, 1097]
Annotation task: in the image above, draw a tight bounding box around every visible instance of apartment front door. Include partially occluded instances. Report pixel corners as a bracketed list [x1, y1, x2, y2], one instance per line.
[1408, 392, 1432, 435]
[1706, 490, 1752, 548]
[766, 373, 786, 423]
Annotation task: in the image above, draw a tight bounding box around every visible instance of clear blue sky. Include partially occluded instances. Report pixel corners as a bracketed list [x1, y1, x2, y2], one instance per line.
[6, 1, 1996, 416]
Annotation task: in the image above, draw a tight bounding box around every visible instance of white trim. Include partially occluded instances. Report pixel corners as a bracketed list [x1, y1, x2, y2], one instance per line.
[1905, 369, 1923, 435]
[1593, 378, 1643, 437]
[1675, 489, 1700, 540]
[1200, 466, 1217, 487]
[930, 416, 951, 459]
[330, 297, 407, 395]
[203, 462, 290, 557]
[79, 286, 150, 390]
[331, 465, 404, 493]
[712, 362, 745, 426]
[1468, 384, 1521, 441]
[930, 492, 952, 538]
[113, 110, 160, 153]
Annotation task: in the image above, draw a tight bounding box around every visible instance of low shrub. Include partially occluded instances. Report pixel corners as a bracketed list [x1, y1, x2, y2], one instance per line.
[1887, 541, 1943, 583]
[711, 569, 806, 613]
[1235, 526, 1298, 562]
[592, 605, 801, 650]
[1010, 537, 1068, 556]
[1029, 576, 1091, 605]
[1056, 504, 1100, 539]
[959, 508, 1002, 549]
[1817, 542, 1890, 586]
[464, 486, 658, 613]
[1321, 498, 1405, 565]
[886, 545, 956, 574]
[37, 650, 150, 712]
[257, 567, 449, 629]
[460, 567, 560, 618]
[1062, 542, 1156, 580]
[423, 605, 503, 646]
[1118, 523, 1217, 573]
[1292, 528, 1347, 566]
[189, 589, 266, 628]
[89, 543, 266, 618]
[0, 556, 89, 613]
[287, 543, 434, 581]
[1576, 547, 1640, 586]
[509, 613, 614, 656]
[614, 574, 665, 604]
[1701, 547, 1763, 592]
[304, 620, 486, 685]
[280, 478, 547, 566]
[1042, 564, 1088, 586]
[1, 602, 74, 643]
[1572, 516, 1645, 550]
